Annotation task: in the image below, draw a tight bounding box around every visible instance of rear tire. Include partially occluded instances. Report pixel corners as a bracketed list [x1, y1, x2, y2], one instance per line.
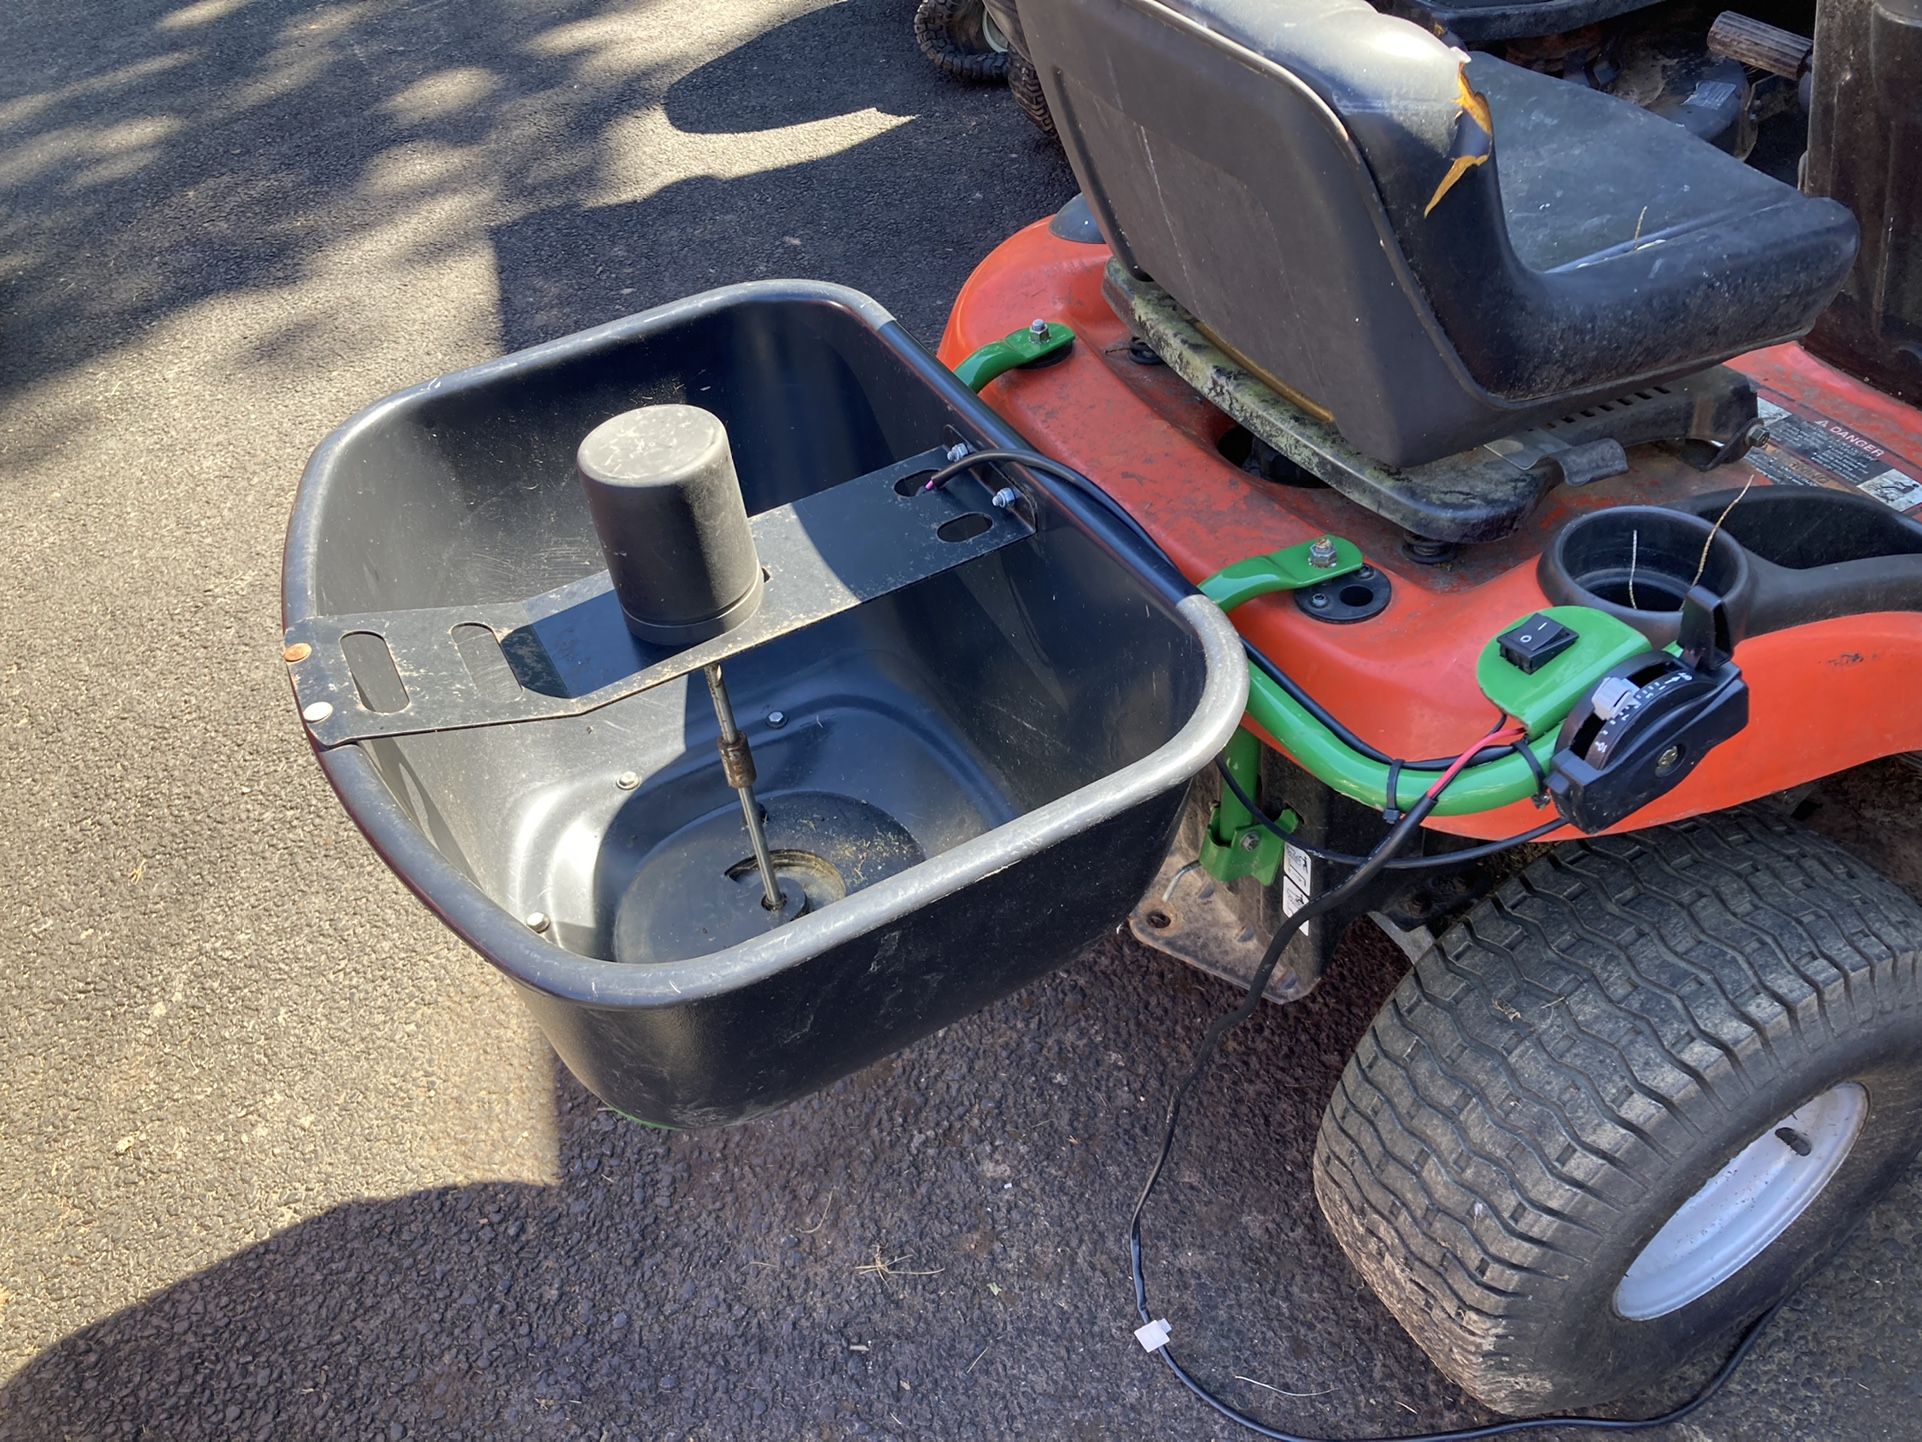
[1312, 809, 1922, 1414]
[913, 0, 1009, 84]
[1006, 50, 1056, 139]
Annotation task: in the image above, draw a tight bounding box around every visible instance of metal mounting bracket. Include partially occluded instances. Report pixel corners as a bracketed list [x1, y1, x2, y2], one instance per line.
[283, 447, 1033, 746]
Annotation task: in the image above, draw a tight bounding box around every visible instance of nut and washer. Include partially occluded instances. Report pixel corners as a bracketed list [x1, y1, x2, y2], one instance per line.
[1028, 318, 1049, 338]
[990, 487, 1020, 510]
[1239, 833, 1262, 852]
[1308, 535, 1340, 569]
[616, 771, 642, 791]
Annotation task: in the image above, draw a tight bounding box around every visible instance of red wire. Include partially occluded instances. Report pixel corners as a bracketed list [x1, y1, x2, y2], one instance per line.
[1424, 716, 1529, 800]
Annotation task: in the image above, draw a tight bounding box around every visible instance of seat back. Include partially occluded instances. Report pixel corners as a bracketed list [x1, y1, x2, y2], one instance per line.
[1021, 0, 1513, 465]
[1022, 0, 1859, 469]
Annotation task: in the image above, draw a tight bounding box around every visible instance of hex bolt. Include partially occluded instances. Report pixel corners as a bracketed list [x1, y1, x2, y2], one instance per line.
[1028, 318, 1049, 339]
[990, 487, 1021, 510]
[1239, 833, 1261, 852]
[1308, 535, 1339, 569]
[616, 771, 641, 791]
[301, 701, 334, 724]
[766, 710, 787, 729]
[945, 441, 973, 463]
[524, 910, 552, 934]
[1655, 744, 1683, 775]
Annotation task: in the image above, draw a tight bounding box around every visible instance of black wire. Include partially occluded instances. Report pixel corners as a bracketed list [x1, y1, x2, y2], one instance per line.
[1130, 793, 1442, 1352]
[925, 448, 1526, 772]
[937, 445, 1782, 1438]
[1137, 779, 1781, 1442]
[1212, 758, 1563, 872]
[1145, 1301, 1785, 1442]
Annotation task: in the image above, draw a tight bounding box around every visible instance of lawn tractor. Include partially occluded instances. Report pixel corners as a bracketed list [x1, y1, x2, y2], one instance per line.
[284, 0, 1922, 1431]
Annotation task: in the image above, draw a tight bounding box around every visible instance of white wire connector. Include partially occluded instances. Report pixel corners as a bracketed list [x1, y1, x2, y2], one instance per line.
[1134, 1318, 1172, 1353]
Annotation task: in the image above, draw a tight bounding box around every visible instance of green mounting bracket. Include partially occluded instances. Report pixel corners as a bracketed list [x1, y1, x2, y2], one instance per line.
[1475, 606, 1653, 737]
[1200, 536, 1657, 817]
[953, 320, 1076, 393]
[1198, 536, 1364, 611]
[1200, 728, 1287, 885]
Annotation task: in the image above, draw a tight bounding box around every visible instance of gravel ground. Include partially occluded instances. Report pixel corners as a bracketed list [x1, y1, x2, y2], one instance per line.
[1, 2, 1918, 1439]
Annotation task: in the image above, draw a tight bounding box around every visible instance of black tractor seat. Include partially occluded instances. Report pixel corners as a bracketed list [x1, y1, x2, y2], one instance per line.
[1021, 0, 1859, 471]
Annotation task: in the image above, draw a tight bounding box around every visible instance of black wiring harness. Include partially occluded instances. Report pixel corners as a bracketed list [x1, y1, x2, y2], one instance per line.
[1132, 744, 1783, 1441]
[926, 443, 1784, 1441]
[1213, 757, 1562, 873]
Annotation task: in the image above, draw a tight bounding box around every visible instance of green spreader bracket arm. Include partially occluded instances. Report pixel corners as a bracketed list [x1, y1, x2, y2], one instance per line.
[1198, 537, 1364, 609]
[1199, 728, 1287, 885]
[1201, 537, 1652, 818]
[953, 320, 1076, 392]
[1197, 536, 1365, 882]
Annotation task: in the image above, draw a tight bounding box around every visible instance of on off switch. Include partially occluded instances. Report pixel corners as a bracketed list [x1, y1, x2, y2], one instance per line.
[1498, 613, 1578, 674]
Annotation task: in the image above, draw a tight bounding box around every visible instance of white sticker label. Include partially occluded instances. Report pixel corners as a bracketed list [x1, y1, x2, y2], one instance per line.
[1748, 393, 1922, 513]
[1281, 844, 1314, 938]
[1861, 468, 1922, 512]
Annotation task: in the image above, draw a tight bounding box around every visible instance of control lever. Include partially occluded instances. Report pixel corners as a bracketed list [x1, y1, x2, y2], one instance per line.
[1678, 584, 1735, 674]
[1547, 589, 1749, 832]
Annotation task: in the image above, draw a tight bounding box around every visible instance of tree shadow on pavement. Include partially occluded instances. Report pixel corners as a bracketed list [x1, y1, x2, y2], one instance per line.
[6, 922, 1911, 1441]
[0, 0, 1070, 406]
[0, 0, 675, 399]
[0, 939, 1487, 1442]
[488, 1, 1075, 349]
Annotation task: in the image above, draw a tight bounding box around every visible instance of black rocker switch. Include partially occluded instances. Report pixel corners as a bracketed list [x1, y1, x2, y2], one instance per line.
[1498, 613, 1578, 675]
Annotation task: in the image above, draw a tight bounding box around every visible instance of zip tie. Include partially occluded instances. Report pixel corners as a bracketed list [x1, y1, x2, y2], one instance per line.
[1510, 735, 1550, 801]
[1382, 758, 1405, 823]
[1134, 1318, 1172, 1352]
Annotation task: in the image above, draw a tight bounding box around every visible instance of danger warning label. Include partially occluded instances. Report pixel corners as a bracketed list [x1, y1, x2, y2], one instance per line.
[1750, 397, 1922, 514]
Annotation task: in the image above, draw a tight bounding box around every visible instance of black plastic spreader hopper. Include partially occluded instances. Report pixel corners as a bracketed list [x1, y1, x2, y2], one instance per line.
[282, 282, 1245, 1127]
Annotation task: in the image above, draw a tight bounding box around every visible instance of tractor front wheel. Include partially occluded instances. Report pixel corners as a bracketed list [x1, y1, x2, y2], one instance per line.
[1006, 49, 1056, 138]
[913, 0, 1009, 84]
[1313, 809, 1922, 1414]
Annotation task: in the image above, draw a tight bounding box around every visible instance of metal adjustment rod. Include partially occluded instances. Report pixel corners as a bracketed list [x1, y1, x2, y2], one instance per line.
[704, 662, 784, 912]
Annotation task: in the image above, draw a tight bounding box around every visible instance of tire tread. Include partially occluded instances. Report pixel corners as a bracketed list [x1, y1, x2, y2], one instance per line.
[1312, 810, 1922, 1412]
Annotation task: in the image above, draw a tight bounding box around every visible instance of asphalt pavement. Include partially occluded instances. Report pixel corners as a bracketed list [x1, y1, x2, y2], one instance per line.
[2, 2, 1919, 1439]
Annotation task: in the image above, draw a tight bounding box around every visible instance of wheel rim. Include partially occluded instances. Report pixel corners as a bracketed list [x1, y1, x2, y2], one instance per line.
[981, 8, 1009, 52]
[1614, 1082, 1868, 1321]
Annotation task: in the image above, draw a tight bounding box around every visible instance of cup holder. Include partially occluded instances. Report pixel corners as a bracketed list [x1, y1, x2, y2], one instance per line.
[1539, 506, 1752, 647]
